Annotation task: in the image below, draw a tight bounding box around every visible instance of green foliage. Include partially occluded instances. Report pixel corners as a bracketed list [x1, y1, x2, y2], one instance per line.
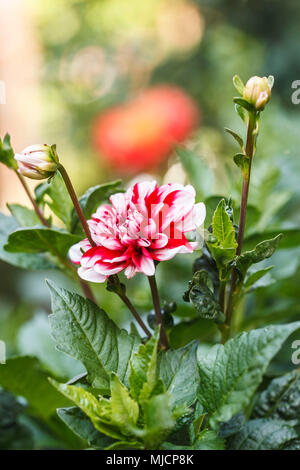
[71, 180, 123, 234]
[35, 172, 73, 230]
[235, 234, 282, 280]
[0, 134, 17, 170]
[207, 199, 237, 280]
[48, 281, 140, 393]
[4, 227, 80, 259]
[253, 370, 300, 424]
[197, 322, 300, 429]
[158, 341, 199, 407]
[228, 419, 297, 450]
[0, 212, 54, 270]
[7, 204, 41, 227]
[177, 147, 214, 200]
[0, 356, 70, 419]
[0, 390, 33, 450]
[57, 407, 113, 448]
[183, 270, 224, 323]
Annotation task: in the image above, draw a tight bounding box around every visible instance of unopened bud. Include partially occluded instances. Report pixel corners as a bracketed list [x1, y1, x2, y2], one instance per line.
[14, 144, 59, 180]
[243, 76, 272, 111]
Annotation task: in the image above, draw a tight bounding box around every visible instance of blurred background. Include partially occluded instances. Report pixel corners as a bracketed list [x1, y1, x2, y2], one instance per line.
[1, 0, 300, 374]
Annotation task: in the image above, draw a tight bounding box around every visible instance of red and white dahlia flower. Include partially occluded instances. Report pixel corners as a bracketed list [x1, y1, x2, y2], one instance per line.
[69, 181, 206, 282]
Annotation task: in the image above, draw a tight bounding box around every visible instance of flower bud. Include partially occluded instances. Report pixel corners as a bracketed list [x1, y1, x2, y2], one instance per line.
[14, 144, 59, 180]
[243, 76, 272, 111]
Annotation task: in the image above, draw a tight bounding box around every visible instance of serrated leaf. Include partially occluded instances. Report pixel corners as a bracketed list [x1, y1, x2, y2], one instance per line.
[228, 419, 297, 450]
[243, 229, 300, 250]
[71, 180, 123, 234]
[236, 234, 282, 278]
[110, 374, 139, 431]
[57, 406, 114, 449]
[225, 128, 244, 149]
[0, 134, 17, 170]
[48, 282, 140, 392]
[129, 329, 163, 405]
[158, 341, 199, 407]
[197, 322, 300, 428]
[5, 227, 80, 259]
[50, 380, 125, 440]
[7, 204, 41, 227]
[252, 370, 300, 424]
[0, 212, 54, 270]
[232, 74, 245, 95]
[142, 393, 176, 449]
[0, 357, 70, 419]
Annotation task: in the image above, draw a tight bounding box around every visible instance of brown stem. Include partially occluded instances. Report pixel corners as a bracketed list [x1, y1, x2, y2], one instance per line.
[58, 164, 95, 247]
[148, 275, 169, 350]
[225, 112, 256, 334]
[16, 171, 50, 227]
[119, 291, 152, 338]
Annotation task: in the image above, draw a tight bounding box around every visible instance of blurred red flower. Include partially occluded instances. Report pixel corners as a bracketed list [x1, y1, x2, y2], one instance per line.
[92, 85, 199, 173]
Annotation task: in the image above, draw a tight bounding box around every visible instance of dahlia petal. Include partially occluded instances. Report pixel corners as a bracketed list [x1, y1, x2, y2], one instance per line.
[78, 266, 108, 283]
[69, 240, 90, 264]
[125, 263, 137, 279]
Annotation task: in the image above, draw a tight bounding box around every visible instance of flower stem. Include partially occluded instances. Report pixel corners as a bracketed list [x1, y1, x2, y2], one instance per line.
[148, 275, 169, 350]
[15, 169, 96, 303]
[108, 275, 151, 338]
[15, 171, 50, 227]
[224, 112, 256, 336]
[58, 164, 95, 247]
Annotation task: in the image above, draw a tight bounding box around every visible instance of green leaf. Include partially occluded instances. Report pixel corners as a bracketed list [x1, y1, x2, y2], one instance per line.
[177, 147, 214, 200]
[235, 104, 247, 123]
[142, 393, 176, 449]
[268, 75, 275, 90]
[232, 74, 245, 95]
[233, 153, 250, 177]
[35, 173, 73, 229]
[207, 199, 237, 278]
[0, 212, 54, 270]
[197, 322, 300, 429]
[0, 390, 33, 450]
[244, 266, 274, 292]
[48, 282, 140, 392]
[252, 370, 300, 424]
[243, 229, 300, 251]
[0, 356, 71, 419]
[184, 270, 224, 323]
[129, 329, 163, 405]
[228, 419, 297, 450]
[7, 204, 41, 227]
[224, 128, 244, 149]
[211, 199, 236, 245]
[5, 227, 80, 259]
[163, 429, 224, 450]
[0, 134, 17, 170]
[50, 380, 125, 440]
[71, 180, 123, 234]
[57, 406, 114, 449]
[170, 318, 217, 349]
[158, 341, 199, 407]
[233, 97, 255, 112]
[110, 374, 139, 431]
[236, 234, 282, 279]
